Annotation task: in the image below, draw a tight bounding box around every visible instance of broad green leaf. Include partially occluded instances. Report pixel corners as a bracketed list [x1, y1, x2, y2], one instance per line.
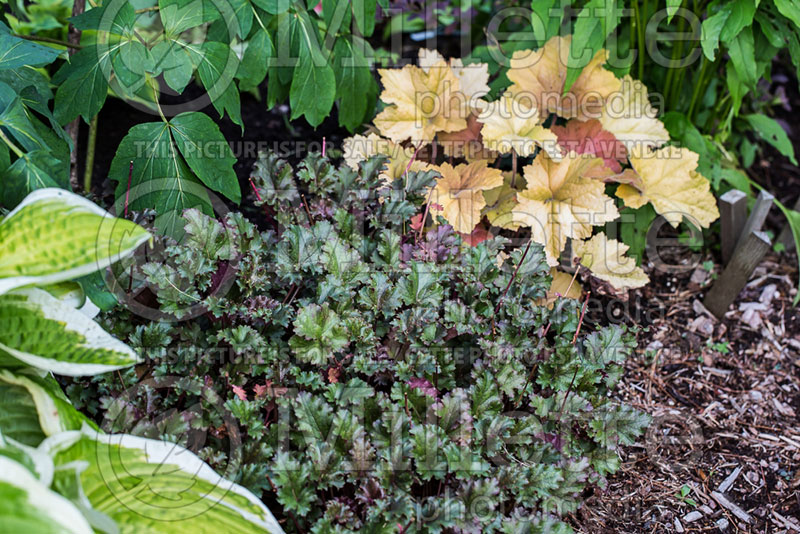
[0, 456, 92, 534]
[726, 61, 744, 116]
[150, 39, 195, 94]
[530, 0, 563, 44]
[701, 5, 731, 60]
[0, 370, 90, 443]
[159, 0, 221, 37]
[251, 0, 290, 14]
[290, 40, 336, 127]
[775, 0, 800, 28]
[0, 288, 141, 375]
[169, 112, 241, 203]
[229, 0, 254, 38]
[43, 427, 285, 533]
[665, 0, 681, 22]
[0, 83, 48, 152]
[111, 39, 152, 94]
[238, 27, 273, 91]
[332, 36, 373, 131]
[53, 46, 109, 124]
[728, 26, 757, 89]
[108, 121, 213, 237]
[0, 29, 62, 69]
[186, 41, 243, 128]
[0, 150, 65, 206]
[0, 189, 149, 294]
[743, 114, 798, 165]
[565, 0, 620, 92]
[352, 0, 377, 37]
[719, 0, 756, 43]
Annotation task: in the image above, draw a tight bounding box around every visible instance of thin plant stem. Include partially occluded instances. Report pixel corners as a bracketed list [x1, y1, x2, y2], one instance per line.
[510, 149, 517, 188]
[83, 114, 98, 192]
[0, 129, 24, 158]
[13, 33, 82, 49]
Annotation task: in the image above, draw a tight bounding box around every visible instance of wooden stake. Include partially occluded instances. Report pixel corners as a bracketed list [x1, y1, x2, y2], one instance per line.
[704, 231, 771, 319]
[732, 190, 773, 258]
[719, 189, 747, 265]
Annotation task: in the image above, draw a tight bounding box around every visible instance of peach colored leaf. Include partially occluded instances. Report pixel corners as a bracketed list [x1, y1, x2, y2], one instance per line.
[431, 160, 504, 233]
[507, 35, 621, 121]
[551, 119, 627, 172]
[512, 151, 618, 265]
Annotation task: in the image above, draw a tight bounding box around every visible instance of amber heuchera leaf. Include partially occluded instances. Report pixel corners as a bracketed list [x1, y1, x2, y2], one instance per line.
[599, 75, 669, 152]
[551, 119, 627, 172]
[478, 94, 561, 158]
[438, 113, 497, 161]
[507, 36, 621, 121]
[536, 268, 582, 308]
[431, 160, 504, 233]
[573, 233, 649, 290]
[343, 133, 427, 184]
[418, 49, 489, 104]
[619, 146, 720, 228]
[374, 60, 468, 144]
[512, 151, 618, 265]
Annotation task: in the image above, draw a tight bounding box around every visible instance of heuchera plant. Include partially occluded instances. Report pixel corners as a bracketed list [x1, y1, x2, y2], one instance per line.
[90, 152, 650, 532]
[345, 36, 721, 295]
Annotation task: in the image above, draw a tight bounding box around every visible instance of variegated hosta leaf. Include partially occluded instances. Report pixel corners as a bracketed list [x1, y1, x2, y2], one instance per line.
[0, 188, 150, 296]
[42, 426, 285, 534]
[0, 288, 141, 376]
[573, 233, 649, 290]
[0, 455, 93, 534]
[0, 429, 55, 485]
[0, 370, 92, 445]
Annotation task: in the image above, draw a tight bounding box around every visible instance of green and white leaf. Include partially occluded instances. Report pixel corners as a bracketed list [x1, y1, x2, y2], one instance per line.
[0, 188, 150, 295]
[0, 369, 91, 447]
[0, 288, 141, 375]
[43, 426, 285, 534]
[0, 455, 93, 534]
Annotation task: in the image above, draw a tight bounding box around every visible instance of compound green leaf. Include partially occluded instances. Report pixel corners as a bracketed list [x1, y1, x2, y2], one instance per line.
[0, 150, 65, 206]
[169, 112, 241, 203]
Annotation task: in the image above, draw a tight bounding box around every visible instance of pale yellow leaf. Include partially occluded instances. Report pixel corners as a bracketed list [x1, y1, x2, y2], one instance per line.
[573, 233, 649, 290]
[478, 94, 561, 158]
[512, 151, 618, 265]
[625, 146, 720, 228]
[507, 35, 621, 121]
[374, 61, 467, 143]
[418, 49, 490, 104]
[431, 160, 504, 233]
[599, 75, 669, 152]
[536, 268, 583, 308]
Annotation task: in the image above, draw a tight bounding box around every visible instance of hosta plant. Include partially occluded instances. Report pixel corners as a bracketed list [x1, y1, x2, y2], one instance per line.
[87, 152, 651, 532]
[0, 189, 282, 533]
[344, 39, 722, 296]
